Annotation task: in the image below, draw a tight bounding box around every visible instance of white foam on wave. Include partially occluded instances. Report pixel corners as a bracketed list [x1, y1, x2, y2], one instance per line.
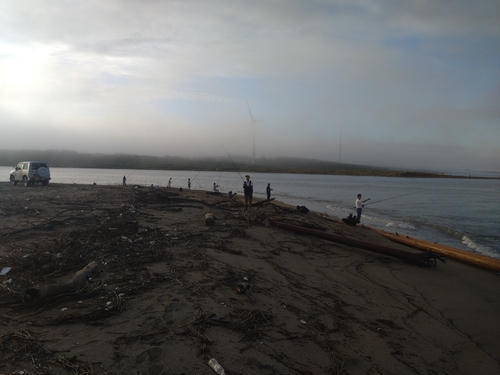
[461, 235, 500, 259]
[385, 221, 416, 230]
[325, 204, 352, 215]
[364, 214, 416, 230]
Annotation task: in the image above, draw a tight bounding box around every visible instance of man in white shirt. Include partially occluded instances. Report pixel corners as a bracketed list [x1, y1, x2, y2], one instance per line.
[355, 194, 370, 222]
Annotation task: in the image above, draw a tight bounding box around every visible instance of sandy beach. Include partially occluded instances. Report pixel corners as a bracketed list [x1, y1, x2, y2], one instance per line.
[0, 182, 499, 375]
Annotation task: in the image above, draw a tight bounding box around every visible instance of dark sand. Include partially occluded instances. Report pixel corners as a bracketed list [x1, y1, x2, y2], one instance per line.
[0, 182, 499, 375]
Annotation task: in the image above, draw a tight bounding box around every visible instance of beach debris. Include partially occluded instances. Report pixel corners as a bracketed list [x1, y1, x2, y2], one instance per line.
[0, 267, 12, 276]
[341, 214, 359, 226]
[205, 212, 216, 226]
[24, 261, 98, 303]
[208, 357, 226, 375]
[296, 205, 309, 214]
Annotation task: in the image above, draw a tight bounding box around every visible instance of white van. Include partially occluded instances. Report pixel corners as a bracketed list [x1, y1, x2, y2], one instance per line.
[10, 161, 51, 186]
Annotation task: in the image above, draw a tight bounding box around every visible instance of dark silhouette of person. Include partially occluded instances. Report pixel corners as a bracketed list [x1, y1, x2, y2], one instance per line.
[266, 183, 273, 200]
[243, 175, 253, 209]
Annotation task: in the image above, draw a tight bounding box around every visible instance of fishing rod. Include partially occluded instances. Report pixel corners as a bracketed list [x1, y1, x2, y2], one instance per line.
[364, 191, 420, 206]
[221, 145, 245, 182]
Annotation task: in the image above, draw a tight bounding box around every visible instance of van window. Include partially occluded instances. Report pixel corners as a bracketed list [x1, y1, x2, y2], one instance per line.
[23, 163, 28, 170]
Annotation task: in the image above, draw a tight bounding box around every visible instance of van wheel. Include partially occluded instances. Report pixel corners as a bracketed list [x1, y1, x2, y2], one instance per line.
[10, 176, 17, 185]
[23, 176, 30, 187]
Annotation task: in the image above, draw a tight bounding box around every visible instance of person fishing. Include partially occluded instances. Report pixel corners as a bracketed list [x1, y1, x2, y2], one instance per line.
[122, 175, 126, 186]
[243, 175, 253, 210]
[213, 182, 219, 193]
[355, 194, 370, 223]
[188, 178, 191, 190]
[266, 183, 273, 200]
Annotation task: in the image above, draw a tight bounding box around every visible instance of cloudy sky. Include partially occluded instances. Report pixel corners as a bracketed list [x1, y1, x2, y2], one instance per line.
[1, 0, 499, 172]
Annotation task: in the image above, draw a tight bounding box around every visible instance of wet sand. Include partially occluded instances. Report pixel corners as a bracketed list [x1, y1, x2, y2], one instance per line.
[0, 182, 499, 375]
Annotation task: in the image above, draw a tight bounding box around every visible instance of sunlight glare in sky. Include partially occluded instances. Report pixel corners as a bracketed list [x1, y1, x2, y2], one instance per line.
[0, 1, 499, 172]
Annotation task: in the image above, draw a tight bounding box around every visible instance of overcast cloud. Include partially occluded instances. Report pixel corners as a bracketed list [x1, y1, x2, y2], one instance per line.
[1, 0, 499, 172]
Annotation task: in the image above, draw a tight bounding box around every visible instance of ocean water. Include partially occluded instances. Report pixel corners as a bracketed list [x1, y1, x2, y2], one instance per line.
[2, 166, 499, 259]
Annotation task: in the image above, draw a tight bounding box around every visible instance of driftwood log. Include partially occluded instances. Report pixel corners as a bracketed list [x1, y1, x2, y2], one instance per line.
[252, 197, 275, 207]
[270, 220, 442, 267]
[24, 261, 98, 303]
[372, 229, 500, 273]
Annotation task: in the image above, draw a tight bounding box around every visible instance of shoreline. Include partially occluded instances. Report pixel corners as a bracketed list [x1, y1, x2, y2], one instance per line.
[2, 164, 499, 180]
[1, 183, 499, 374]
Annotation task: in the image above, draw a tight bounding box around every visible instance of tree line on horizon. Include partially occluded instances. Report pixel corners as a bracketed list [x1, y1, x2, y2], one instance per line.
[0, 149, 443, 177]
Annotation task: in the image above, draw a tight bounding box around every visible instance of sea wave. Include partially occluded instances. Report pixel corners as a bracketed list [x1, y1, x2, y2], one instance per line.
[461, 235, 499, 259]
[424, 222, 500, 258]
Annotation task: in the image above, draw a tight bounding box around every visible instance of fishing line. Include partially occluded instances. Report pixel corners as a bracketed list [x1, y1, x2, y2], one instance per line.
[364, 190, 420, 206]
[123, 169, 140, 179]
[170, 173, 188, 186]
[216, 159, 229, 186]
[191, 170, 203, 184]
[221, 145, 244, 182]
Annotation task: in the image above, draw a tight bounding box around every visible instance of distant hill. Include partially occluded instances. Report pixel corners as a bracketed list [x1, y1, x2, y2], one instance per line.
[0, 148, 457, 178]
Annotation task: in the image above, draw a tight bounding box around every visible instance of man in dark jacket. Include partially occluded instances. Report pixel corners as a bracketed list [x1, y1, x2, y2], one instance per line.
[266, 183, 273, 200]
[243, 175, 253, 209]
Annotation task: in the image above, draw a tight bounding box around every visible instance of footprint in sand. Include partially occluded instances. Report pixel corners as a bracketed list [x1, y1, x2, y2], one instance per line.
[135, 350, 148, 364]
[136, 346, 163, 363]
[135, 346, 165, 374]
[147, 346, 163, 362]
[162, 301, 179, 324]
[148, 363, 164, 375]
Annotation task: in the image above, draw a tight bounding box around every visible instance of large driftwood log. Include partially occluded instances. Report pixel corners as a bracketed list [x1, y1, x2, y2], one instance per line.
[253, 198, 275, 207]
[372, 228, 500, 273]
[24, 261, 98, 303]
[270, 220, 441, 267]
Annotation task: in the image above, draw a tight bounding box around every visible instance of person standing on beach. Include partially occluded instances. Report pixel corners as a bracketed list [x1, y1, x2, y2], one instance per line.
[123, 176, 126, 186]
[168, 178, 171, 188]
[266, 183, 273, 200]
[355, 194, 370, 222]
[213, 182, 219, 193]
[188, 178, 191, 190]
[243, 175, 253, 209]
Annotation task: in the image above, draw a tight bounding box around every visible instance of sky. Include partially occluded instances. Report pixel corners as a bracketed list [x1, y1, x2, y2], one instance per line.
[1, 0, 499, 172]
